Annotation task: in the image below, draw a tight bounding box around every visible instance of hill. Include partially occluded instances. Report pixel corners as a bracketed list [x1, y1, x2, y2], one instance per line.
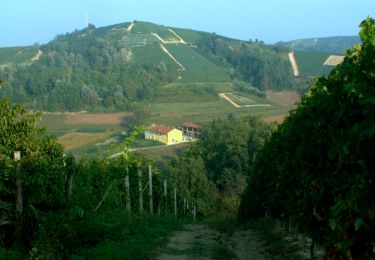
[277, 36, 360, 54]
[0, 21, 295, 111]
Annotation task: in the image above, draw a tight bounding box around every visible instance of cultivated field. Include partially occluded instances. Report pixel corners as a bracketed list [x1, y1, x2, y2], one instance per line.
[165, 44, 231, 83]
[39, 89, 294, 158]
[266, 90, 300, 107]
[294, 51, 333, 77]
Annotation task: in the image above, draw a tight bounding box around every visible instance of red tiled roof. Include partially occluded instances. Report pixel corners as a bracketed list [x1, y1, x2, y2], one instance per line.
[148, 125, 174, 135]
[182, 122, 202, 129]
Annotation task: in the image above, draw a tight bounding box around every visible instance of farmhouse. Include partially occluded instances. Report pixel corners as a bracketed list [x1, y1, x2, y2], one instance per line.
[181, 122, 202, 140]
[144, 124, 183, 144]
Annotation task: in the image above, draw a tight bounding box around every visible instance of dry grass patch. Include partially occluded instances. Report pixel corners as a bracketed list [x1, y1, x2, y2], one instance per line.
[58, 131, 117, 151]
[65, 112, 133, 125]
[266, 91, 300, 107]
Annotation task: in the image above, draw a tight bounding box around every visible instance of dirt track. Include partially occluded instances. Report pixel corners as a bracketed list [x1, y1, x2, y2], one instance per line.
[156, 224, 270, 260]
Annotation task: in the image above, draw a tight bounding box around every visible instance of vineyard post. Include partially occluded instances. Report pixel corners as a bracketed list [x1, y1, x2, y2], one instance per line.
[137, 164, 143, 214]
[183, 198, 186, 217]
[148, 165, 153, 215]
[193, 204, 196, 221]
[163, 178, 167, 214]
[125, 167, 131, 212]
[174, 187, 177, 218]
[64, 155, 74, 198]
[14, 151, 22, 218]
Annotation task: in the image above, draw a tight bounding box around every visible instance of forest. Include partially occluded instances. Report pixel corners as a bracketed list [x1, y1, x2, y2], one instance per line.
[0, 18, 374, 259]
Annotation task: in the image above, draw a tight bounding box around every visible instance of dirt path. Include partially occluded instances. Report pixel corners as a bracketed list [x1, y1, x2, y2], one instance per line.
[288, 52, 300, 77]
[156, 224, 270, 260]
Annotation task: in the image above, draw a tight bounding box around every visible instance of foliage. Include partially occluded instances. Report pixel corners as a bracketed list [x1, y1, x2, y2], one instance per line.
[196, 34, 296, 90]
[239, 17, 375, 258]
[278, 36, 361, 54]
[169, 116, 271, 216]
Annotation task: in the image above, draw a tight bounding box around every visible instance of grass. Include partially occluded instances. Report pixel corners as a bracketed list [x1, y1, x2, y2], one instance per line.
[69, 212, 183, 259]
[226, 93, 258, 106]
[145, 95, 285, 126]
[242, 219, 308, 259]
[57, 130, 118, 151]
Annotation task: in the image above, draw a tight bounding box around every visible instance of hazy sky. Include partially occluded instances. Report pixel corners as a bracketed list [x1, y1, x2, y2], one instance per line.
[1, 0, 374, 47]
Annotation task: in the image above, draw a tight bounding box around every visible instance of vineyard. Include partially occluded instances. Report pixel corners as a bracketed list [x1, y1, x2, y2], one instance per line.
[239, 17, 375, 259]
[165, 44, 231, 82]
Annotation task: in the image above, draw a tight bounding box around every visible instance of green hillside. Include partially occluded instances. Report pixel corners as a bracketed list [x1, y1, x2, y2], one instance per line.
[294, 51, 333, 77]
[278, 36, 360, 54]
[165, 44, 230, 82]
[0, 21, 296, 111]
[0, 45, 39, 65]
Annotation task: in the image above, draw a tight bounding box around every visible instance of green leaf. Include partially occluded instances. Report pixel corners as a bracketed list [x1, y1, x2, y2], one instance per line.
[329, 218, 337, 230]
[354, 218, 367, 231]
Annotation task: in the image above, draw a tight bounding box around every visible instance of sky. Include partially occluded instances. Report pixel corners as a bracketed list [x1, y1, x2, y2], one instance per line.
[1, 0, 374, 47]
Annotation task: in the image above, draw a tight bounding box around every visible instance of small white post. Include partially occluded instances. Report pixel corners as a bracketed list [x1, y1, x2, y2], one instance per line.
[14, 151, 22, 217]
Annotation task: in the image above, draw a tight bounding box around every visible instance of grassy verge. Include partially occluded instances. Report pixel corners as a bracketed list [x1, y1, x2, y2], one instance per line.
[72, 213, 183, 259]
[243, 219, 308, 259]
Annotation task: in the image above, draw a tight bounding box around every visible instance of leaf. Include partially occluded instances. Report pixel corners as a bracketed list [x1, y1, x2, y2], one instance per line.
[329, 218, 337, 230]
[354, 218, 367, 231]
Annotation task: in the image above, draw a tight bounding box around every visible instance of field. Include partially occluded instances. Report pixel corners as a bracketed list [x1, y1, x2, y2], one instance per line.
[39, 89, 295, 159]
[165, 44, 231, 82]
[294, 51, 333, 77]
[266, 90, 300, 107]
[0, 45, 39, 65]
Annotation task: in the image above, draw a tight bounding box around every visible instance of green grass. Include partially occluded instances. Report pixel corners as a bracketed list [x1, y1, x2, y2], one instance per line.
[70, 212, 183, 259]
[226, 93, 258, 106]
[155, 83, 233, 103]
[146, 95, 283, 126]
[130, 138, 165, 149]
[294, 51, 333, 77]
[165, 44, 231, 83]
[0, 45, 39, 65]
[243, 219, 308, 259]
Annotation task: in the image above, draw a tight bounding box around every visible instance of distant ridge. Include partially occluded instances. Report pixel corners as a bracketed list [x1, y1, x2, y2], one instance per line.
[277, 36, 360, 54]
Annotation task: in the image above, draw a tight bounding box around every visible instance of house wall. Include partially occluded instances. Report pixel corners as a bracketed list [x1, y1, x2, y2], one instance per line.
[144, 130, 168, 144]
[167, 129, 183, 144]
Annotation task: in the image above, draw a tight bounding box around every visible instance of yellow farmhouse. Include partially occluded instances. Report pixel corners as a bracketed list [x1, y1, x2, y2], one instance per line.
[144, 124, 183, 144]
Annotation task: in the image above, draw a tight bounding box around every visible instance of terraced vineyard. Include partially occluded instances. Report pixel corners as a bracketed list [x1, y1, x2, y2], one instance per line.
[165, 44, 230, 82]
[294, 51, 333, 77]
[132, 21, 180, 42]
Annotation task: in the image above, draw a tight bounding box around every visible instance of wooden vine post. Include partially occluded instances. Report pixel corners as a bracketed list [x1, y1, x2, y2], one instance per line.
[137, 163, 143, 214]
[125, 160, 131, 212]
[163, 177, 168, 214]
[174, 187, 177, 218]
[14, 151, 22, 218]
[148, 165, 153, 215]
